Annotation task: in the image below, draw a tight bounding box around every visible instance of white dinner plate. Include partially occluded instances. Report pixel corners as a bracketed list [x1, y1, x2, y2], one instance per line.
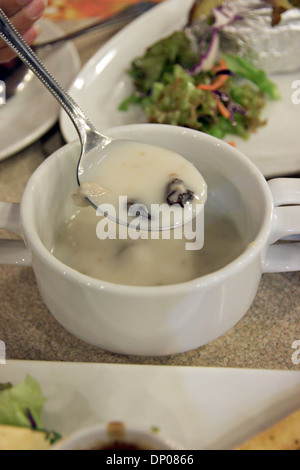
[60, 0, 300, 178]
[0, 19, 80, 161]
[1, 361, 300, 450]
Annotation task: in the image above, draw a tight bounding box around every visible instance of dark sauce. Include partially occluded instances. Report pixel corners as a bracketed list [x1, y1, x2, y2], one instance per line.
[92, 440, 147, 450]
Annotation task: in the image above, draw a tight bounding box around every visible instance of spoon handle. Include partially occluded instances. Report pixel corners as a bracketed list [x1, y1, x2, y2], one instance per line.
[0, 8, 96, 144]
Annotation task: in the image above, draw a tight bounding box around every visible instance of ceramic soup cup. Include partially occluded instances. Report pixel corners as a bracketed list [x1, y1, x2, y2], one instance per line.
[1, 124, 300, 356]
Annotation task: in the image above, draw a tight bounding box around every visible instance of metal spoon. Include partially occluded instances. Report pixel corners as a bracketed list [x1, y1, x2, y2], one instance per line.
[0, 6, 188, 231]
[0, 8, 126, 219]
[0, 1, 156, 100]
[0, 8, 206, 231]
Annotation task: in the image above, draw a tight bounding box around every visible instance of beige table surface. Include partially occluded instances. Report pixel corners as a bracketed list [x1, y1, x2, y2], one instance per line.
[0, 22, 299, 370]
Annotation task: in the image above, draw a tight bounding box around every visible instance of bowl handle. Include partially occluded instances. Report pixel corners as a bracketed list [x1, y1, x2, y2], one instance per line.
[263, 179, 300, 273]
[0, 202, 32, 266]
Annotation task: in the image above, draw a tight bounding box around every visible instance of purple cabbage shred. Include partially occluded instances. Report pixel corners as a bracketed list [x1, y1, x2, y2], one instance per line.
[27, 408, 37, 430]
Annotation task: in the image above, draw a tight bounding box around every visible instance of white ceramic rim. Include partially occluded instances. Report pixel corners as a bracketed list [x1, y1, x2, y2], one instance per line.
[52, 423, 182, 450]
[21, 124, 273, 297]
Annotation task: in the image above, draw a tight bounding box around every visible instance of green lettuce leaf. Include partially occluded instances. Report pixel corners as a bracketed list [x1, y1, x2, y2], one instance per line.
[0, 375, 47, 429]
[222, 54, 281, 100]
[127, 31, 199, 94]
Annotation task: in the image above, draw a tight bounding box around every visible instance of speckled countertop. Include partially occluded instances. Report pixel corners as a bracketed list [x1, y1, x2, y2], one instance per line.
[0, 22, 299, 371]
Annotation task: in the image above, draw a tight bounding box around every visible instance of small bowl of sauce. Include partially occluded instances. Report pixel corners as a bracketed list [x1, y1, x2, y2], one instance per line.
[52, 421, 183, 451]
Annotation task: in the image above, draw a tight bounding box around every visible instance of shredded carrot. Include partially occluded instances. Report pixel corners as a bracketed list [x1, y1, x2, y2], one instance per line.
[197, 74, 229, 92]
[212, 58, 228, 73]
[197, 58, 229, 91]
[196, 57, 231, 120]
[228, 141, 237, 148]
[215, 96, 231, 119]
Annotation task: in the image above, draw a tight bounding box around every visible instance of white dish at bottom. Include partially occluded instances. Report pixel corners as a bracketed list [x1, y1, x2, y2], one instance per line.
[1, 361, 300, 450]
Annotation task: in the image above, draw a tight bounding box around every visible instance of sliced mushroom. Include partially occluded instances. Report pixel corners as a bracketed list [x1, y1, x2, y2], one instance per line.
[166, 178, 195, 208]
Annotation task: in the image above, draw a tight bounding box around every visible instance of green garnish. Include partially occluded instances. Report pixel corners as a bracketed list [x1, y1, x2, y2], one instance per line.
[0, 375, 61, 444]
[120, 29, 280, 140]
[222, 54, 281, 100]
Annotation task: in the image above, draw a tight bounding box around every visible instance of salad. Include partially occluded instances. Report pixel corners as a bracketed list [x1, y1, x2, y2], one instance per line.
[120, 1, 280, 140]
[0, 375, 61, 450]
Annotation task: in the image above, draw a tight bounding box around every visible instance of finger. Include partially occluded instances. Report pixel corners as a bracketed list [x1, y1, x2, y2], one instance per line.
[0, 0, 47, 49]
[0, 25, 38, 63]
[0, 0, 33, 18]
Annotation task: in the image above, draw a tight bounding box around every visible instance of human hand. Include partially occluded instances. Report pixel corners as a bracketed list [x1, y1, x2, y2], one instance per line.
[0, 0, 47, 64]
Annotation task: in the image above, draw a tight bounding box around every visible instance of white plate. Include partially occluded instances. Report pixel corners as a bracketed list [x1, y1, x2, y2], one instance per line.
[60, 0, 300, 178]
[0, 20, 80, 161]
[1, 361, 300, 450]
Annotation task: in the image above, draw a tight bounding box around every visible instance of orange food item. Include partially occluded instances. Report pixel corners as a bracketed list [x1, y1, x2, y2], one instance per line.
[212, 58, 227, 73]
[45, 0, 162, 20]
[197, 74, 229, 92]
[215, 96, 230, 119]
[236, 408, 300, 451]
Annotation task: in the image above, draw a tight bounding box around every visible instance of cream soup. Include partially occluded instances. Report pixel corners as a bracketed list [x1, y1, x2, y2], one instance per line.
[51, 201, 245, 287]
[76, 140, 207, 230]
